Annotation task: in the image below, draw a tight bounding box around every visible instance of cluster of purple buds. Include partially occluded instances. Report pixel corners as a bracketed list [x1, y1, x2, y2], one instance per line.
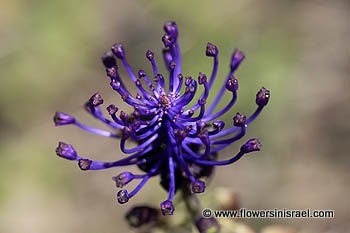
[54, 21, 270, 216]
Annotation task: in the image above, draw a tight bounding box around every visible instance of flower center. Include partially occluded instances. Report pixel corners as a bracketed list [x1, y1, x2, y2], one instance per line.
[159, 94, 171, 109]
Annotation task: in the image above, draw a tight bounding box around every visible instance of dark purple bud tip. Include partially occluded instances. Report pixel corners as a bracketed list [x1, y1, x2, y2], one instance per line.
[198, 130, 210, 146]
[192, 179, 206, 193]
[163, 21, 178, 38]
[198, 72, 207, 85]
[233, 112, 246, 127]
[122, 127, 133, 140]
[195, 217, 220, 233]
[213, 120, 225, 131]
[56, 142, 77, 160]
[146, 50, 154, 61]
[53, 112, 75, 126]
[241, 138, 262, 153]
[198, 98, 206, 106]
[185, 76, 193, 86]
[256, 87, 270, 106]
[138, 69, 146, 78]
[111, 43, 125, 59]
[226, 75, 239, 92]
[120, 111, 129, 122]
[113, 172, 134, 188]
[187, 109, 195, 117]
[106, 104, 118, 115]
[231, 49, 245, 71]
[78, 158, 92, 171]
[89, 92, 104, 107]
[117, 189, 129, 204]
[160, 200, 175, 216]
[110, 80, 121, 91]
[177, 73, 183, 80]
[126, 205, 159, 228]
[101, 51, 116, 68]
[206, 42, 218, 57]
[162, 34, 175, 47]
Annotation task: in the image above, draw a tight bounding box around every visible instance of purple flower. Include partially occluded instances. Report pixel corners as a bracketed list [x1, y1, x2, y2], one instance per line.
[54, 21, 270, 216]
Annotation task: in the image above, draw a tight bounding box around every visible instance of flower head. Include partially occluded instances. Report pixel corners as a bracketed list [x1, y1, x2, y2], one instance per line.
[54, 21, 270, 216]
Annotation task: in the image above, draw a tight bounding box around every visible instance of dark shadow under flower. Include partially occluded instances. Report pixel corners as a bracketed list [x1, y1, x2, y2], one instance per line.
[53, 21, 270, 216]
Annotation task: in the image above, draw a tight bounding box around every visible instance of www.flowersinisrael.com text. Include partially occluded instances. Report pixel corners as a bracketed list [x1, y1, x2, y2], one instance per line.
[202, 208, 334, 219]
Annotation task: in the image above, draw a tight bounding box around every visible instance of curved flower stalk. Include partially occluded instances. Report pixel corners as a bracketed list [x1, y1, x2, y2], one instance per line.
[54, 21, 270, 216]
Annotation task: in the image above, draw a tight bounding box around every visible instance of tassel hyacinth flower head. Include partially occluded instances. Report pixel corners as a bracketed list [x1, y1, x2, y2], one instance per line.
[54, 21, 270, 216]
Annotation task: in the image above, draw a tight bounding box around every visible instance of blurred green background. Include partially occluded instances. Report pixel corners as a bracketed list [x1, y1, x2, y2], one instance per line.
[0, 0, 349, 232]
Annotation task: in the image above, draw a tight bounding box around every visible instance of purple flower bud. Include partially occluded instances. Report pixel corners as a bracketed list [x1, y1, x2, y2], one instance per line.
[111, 43, 125, 59]
[163, 21, 178, 38]
[185, 76, 193, 86]
[226, 75, 239, 92]
[240, 138, 262, 153]
[110, 79, 121, 91]
[122, 127, 133, 140]
[160, 200, 175, 215]
[198, 130, 210, 146]
[88, 92, 104, 107]
[213, 120, 225, 131]
[101, 51, 116, 68]
[187, 109, 195, 117]
[146, 50, 154, 61]
[120, 111, 129, 122]
[125, 205, 159, 228]
[138, 69, 146, 78]
[56, 142, 77, 160]
[206, 42, 218, 57]
[195, 217, 220, 233]
[162, 34, 175, 47]
[198, 98, 206, 106]
[192, 179, 206, 193]
[53, 112, 75, 126]
[117, 189, 129, 204]
[78, 158, 92, 171]
[106, 104, 118, 115]
[113, 172, 135, 188]
[198, 72, 207, 85]
[256, 87, 270, 106]
[231, 48, 245, 71]
[233, 112, 246, 127]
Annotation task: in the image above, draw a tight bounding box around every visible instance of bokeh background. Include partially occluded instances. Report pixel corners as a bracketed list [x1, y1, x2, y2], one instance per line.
[0, 0, 349, 232]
